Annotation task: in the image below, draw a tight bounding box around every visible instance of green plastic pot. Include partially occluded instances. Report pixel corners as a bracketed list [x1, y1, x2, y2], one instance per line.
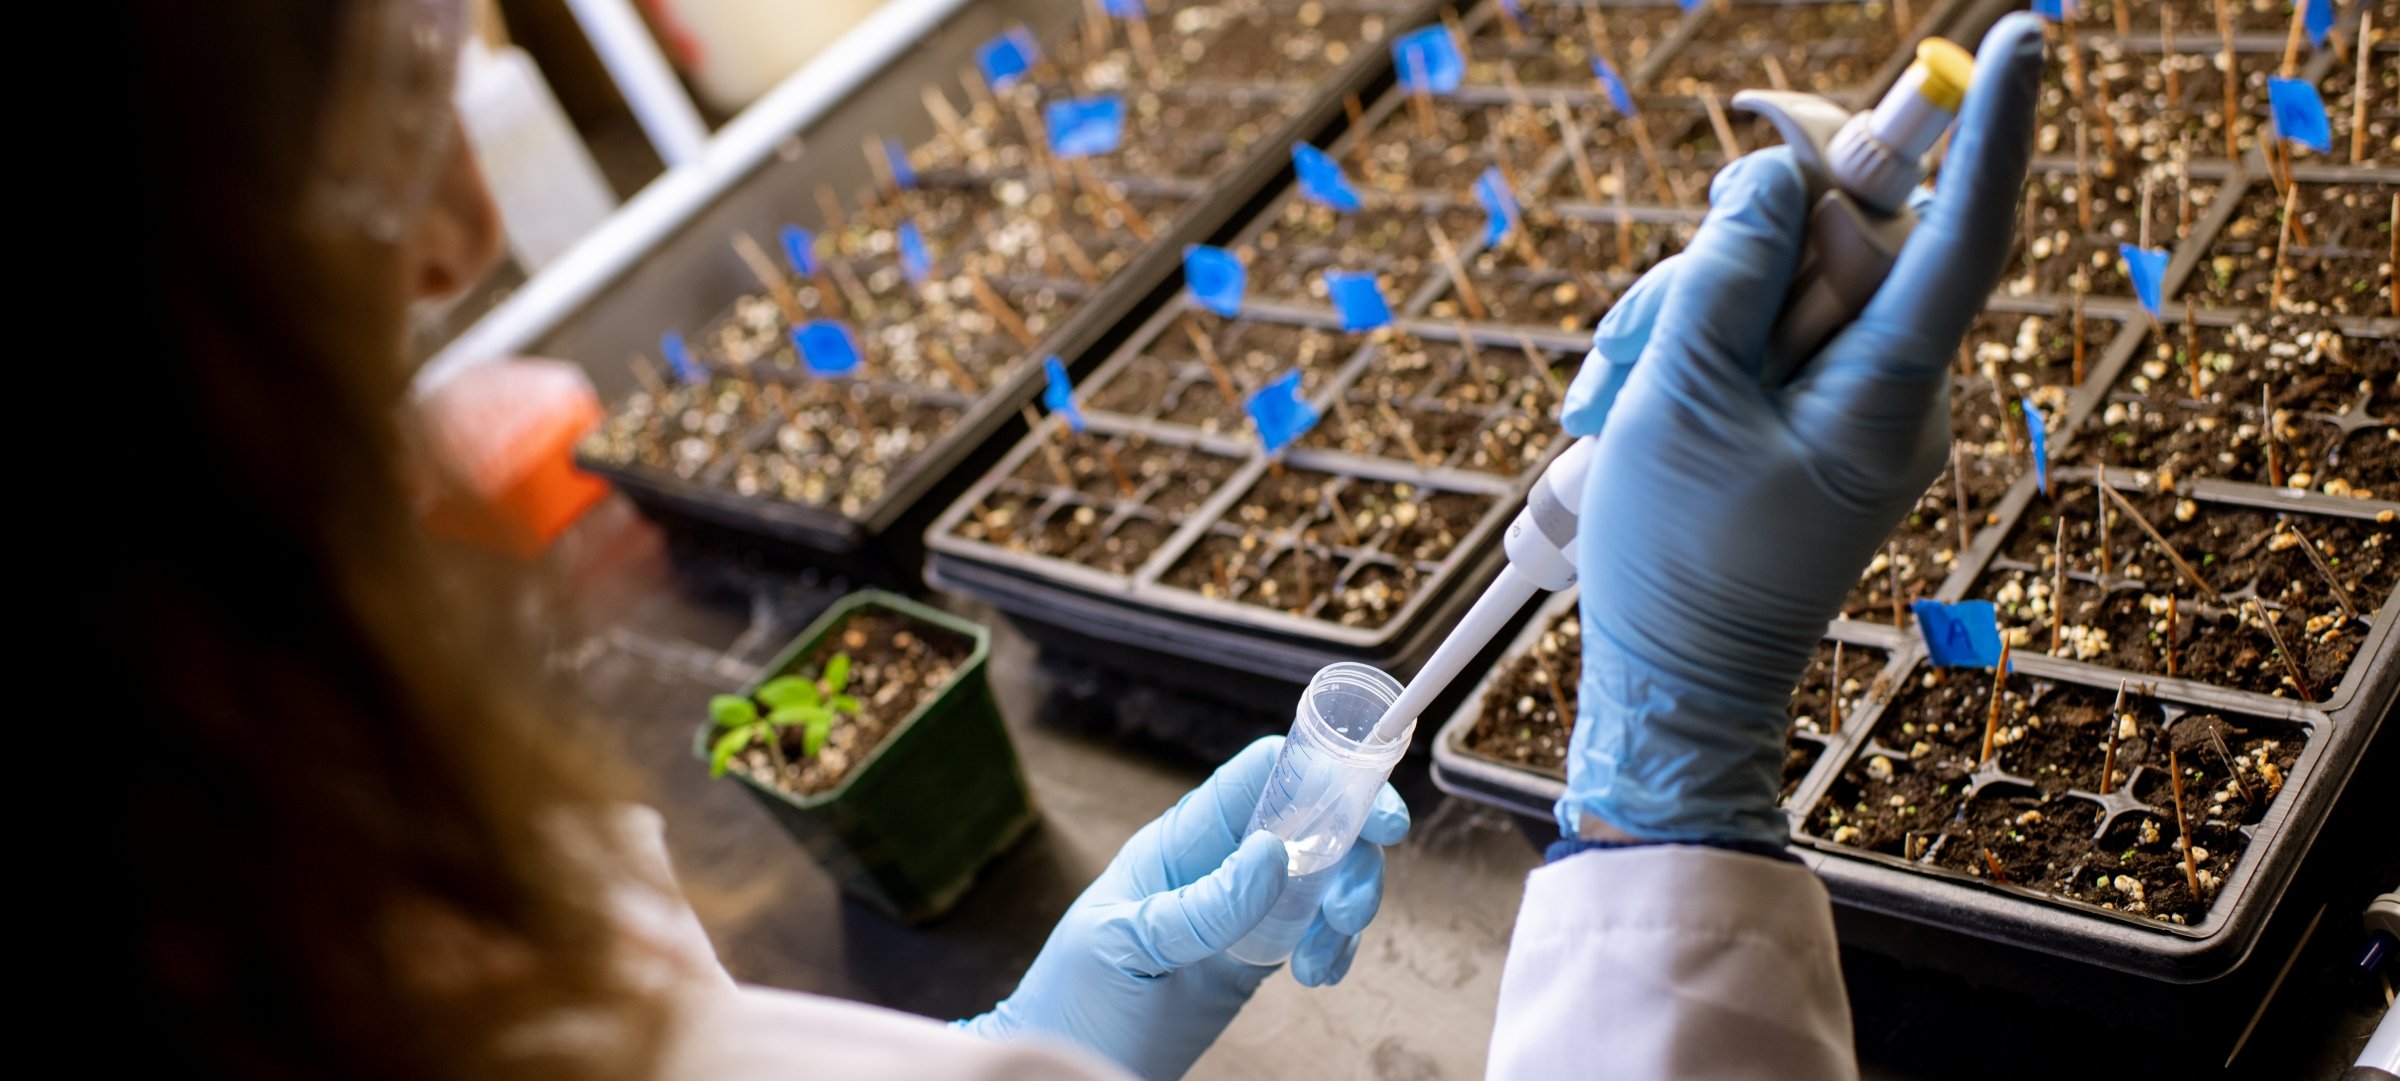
[696, 589, 1035, 922]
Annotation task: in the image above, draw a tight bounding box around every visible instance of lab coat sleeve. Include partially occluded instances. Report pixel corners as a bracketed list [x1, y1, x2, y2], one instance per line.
[604, 806, 1136, 1081]
[1486, 846, 1856, 1081]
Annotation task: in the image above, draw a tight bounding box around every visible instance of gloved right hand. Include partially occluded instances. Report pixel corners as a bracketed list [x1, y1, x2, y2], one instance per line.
[1555, 16, 2045, 847]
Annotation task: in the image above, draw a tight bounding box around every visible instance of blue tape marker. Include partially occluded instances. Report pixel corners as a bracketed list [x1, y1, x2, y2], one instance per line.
[661, 330, 703, 384]
[2118, 243, 2170, 316]
[1184, 245, 1246, 317]
[2021, 397, 2051, 495]
[1913, 600, 2006, 668]
[793, 321, 862, 377]
[2268, 77, 2333, 154]
[2031, 0, 2071, 22]
[1246, 370, 1319, 455]
[1042, 356, 1085, 433]
[898, 221, 931, 285]
[1104, 0, 1146, 17]
[885, 137, 917, 190]
[975, 26, 1038, 91]
[1292, 143, 1363, 212]
[1325, 270, 1392, 332]
[780, 225, 818, 277]
[1393, 25, 1464, 94]
[1045, 95, 1126, 159]
[1474, 166, 1519, 248]
[1676, 0, 1703, 12]
[1591, 57, 1637, 118]
[2305, 0, 2335, 48]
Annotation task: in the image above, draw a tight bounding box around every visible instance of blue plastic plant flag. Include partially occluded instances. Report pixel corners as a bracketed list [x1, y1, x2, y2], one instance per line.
[1474, 166, 1519, 247]
[1045, 96, 1126, 159]
[2021, 397, 2051, 495]
[794, 321, 862, 377]
[796, 319, 864, 377]
[1913, 600, 2006, 668]
[1104, 0, 1145, 17]
[898, 221, 931, 285]
[1325, 270, 1392, 331]
[975, 26, 1038, 91]
[2031, 0, 2071, 21]
[1292, 143, 1363, 212]
[885, 137, 917, 190]
[661, 330, 703, 384]
[2117, 243, 2170, 316]
[2267, 77, 2333, 154]
[1042, 356, 1085, 433]
[1184, 245, 1246, 317]
[2305, 0, 2335, 47]
[1393, 25, 1464, 94]
[780, 225, 818, 276]
[1591, 57, 1637, 117]
[1676, 0, 1703, 11]
[1246, 371, 1319, 455]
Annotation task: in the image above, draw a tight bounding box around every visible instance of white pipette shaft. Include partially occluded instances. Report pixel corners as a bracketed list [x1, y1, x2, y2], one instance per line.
[1369, 565, 1541, 744]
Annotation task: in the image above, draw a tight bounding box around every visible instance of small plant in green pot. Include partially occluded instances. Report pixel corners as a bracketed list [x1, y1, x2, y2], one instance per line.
[698, 589, 1035, 923]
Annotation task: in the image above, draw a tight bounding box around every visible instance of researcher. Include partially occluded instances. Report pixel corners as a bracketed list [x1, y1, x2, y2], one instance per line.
[108, 2, 2042, 1079]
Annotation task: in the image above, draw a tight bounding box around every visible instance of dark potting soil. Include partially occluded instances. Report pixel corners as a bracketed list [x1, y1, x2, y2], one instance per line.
[954, 438, 1241, 573]
[2074, 318, 2398, 490]
[1806, 666, 2306, 924]
[1087, 316, 1351, 432]
[1242, 200, 1484, 308]
[1357, 100, 1560, 198]
[2074, 0, 2338, 36]
[1840, 438, 2019, 625]
[1440, 212, 1686, 330]
[1980, 484, 2398, 699]
[734, 607, 975, 798]
[2000, 168, 2219, 299]
[2187, 181, 2397, 319]
[1462, 629, 1883, 807]
[583, 378, 763, 481]
[729, 387, 964, 514]
[1177, 4, 1390, 88]
[1313, 335, 1569, 474]
[1652, 1, 1907, 97]
[1467, 2, 1685, 87]
[1159, 469, 1494, 627]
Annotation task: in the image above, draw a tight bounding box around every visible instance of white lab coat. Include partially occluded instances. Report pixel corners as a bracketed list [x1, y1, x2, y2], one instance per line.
[625, 810, 1854, 1081]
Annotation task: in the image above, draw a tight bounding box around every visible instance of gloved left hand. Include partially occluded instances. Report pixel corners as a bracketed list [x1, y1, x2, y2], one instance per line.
[957, 736, 1410, 1081]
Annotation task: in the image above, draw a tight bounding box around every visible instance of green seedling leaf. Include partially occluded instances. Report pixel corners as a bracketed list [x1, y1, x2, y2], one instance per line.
[710, 727, 753, 777]
[757, 676, 820, 710]
[769, 705, 830, 729]
[831, 694, 861, 715]
[710, 694, 760, 728]
[823, 653, 852, 695]
[802, 714, 834, 756]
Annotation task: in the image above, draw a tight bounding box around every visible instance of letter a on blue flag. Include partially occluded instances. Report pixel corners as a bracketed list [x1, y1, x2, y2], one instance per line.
[1914, 600, 2005, 668]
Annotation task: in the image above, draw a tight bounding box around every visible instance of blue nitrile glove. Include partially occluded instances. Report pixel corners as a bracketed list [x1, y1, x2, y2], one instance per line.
[957, 735, 1410, 1081]
[1556, 16, 2044, 847]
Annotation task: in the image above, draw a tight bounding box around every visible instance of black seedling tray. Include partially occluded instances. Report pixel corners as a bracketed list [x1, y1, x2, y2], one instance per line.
[1436, 0, 2397, 985]
[573, 0, 1449, 573]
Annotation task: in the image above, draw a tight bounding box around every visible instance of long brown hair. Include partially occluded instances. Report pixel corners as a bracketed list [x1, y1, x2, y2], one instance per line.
[104, 3, 666, 1077]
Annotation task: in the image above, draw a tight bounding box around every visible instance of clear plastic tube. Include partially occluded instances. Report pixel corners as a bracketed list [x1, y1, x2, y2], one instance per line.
[1228, 662, 1414, 967]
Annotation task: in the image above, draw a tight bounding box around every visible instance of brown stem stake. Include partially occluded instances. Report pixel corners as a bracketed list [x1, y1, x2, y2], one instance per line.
[2217, 0, 2241, 159]
[2208, 727, 2258, 807]
[1021, 405, 1077, 488]
[2284, 523, 2361, 622]
[1610, 157, 1637, 272]
[2392, 194, 2399, 317]
[815, 185, 849, 241]
[2270, 178, 2299, 312]
[2263, 386, 2285, 487]
[966, 271, 1039, 349]
[629, 354, 669, 400]
[1828, 642, 1845, 736]
[2113, 0, 2130, 36]
[1125, 8, 1158, 70]
[1982, 848, 2011, 884]
[2163, 8, 2181, 102]
[1980, 641, 2012, 766]
[828, 259, 878, 320]
[2247, 598, 2316, 701]
[1553, 100, 1602, 202]
[1377, 401, 1437, 467]
[2168, 745, 2203, 900]
[1951, 444, 1972, 553]
[1180, 321, 1247, 414]
[1887, 540, 1905, 627]
[2100, 483, 2222, 601]
[2096, 465, 2113, 582]
[1513, 333, 1567, 402]
[1326, 489, 1360, 546]
[2355, 12, 2375, 165]
[2071, 284, 2089, 384]
[2052, 512, 2069, 656]
[1699, 85, 1742, 157]
[2281, 0, 2307, 78]
[922, 86, 968, 152]
[1071, 160, 1155, 242]
[926, 340, 979, 395]
[2178, 133, 2196, 238]
[2169, 590, 2188, 677]
[2183, 299, 2204, 399]
[2100, 678, 2126, 795]
[1404, 50, 1436, 138]
[2075, 116, 2094, 232]
[1628, 114, 1679, 206]
[1535, 643, 1576, 724]
[1050, 231, 1104, 284]
[1094, 437, 1136, 496]
[731, 231, 805, 324]
[1761, 54, 1792, 93]
[1426, 220, 1489, 320]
